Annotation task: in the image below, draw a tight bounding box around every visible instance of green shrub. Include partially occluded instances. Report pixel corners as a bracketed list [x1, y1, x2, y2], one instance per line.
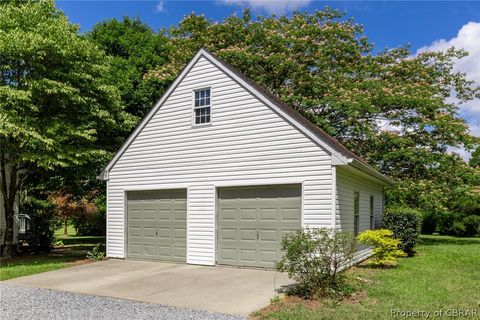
[463, 215, 480, 237]
[421, 211, 437, 234]
[383, 206, 422, 256]
[435, 211, 456, 235]
[357, 229, 406, 267]
[452, 221, 466, 237]
[86, 243, 106, 261]
[72, 210, 106, 236]
[275, 228, 357, 299]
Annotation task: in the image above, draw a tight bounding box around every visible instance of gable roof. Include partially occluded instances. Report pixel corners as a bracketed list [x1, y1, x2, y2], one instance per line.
[99, 48, 392, 185]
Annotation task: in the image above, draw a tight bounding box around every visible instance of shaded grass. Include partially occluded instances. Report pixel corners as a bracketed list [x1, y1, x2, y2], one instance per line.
[54, 224, 77, 237]
[253, 235, 480, 320]
[0, 235, 105, 281]
[58, 236, 105, 246]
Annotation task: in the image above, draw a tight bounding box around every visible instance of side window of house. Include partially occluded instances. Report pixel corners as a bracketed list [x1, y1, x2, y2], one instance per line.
[370, 195, 374, 230]
[193, 88, 211, 125]
[354, 191, 360, 236]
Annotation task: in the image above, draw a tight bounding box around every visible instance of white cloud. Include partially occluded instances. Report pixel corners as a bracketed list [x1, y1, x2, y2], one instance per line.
[417, 21, 480, 84]
[155, 0, 165, 12]
[219, 0, 311, 14]
[417, 22, 480, 160]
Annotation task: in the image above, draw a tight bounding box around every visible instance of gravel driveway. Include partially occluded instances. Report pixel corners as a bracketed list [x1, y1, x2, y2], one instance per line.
[0, 283, 247, 320]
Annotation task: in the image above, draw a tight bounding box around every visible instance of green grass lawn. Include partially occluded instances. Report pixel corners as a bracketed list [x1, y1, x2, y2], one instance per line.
[54, 224, 77, 237]
[254, 235, 480, 320]
[0, 234, 105, 281]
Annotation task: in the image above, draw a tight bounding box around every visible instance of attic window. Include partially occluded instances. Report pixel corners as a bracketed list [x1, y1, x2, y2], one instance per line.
[194, 88, 211, 125]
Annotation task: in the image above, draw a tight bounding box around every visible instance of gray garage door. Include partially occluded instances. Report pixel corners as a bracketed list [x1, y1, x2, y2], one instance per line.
[217, 184, 301, 268]
[127, 189, 187, 261]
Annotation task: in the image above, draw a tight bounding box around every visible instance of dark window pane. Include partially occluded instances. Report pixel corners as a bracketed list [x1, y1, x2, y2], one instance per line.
[354, 215, 359, 236]
[206, 115, 210, 122]
[205, 98, 210, 105]
[195, 91, 199, 99]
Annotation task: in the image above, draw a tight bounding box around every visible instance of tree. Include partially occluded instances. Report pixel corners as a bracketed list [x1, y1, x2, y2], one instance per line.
[146, 9, 480, 219]
[49, 192, 96, 236]
[88, 17, 168, 118]
[0, 1, 134, 257]
[470, 146, 480, 168]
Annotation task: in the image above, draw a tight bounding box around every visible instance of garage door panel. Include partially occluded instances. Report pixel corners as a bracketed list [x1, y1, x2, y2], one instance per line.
[174, 227, 186, 238]
[240, 208, 256, 220]
[220, 229, 236, 240]
[259, 208, 276, 220]
[259, 250, 277, 263]
[174, 209, 187, 220]
[219, 208, 236, 220]
[218, 184, 301, 268]
[157, 209, 171, 220]
[127, 189, 186, 262]
[239, 250, 256, 263]
[240, 229, 257, 241]
[219, 248, 236, 261]
[259, 229, 278, 241]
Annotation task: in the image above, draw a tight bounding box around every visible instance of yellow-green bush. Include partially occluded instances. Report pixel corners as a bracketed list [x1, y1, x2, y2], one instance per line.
[357, 229, 406, 267]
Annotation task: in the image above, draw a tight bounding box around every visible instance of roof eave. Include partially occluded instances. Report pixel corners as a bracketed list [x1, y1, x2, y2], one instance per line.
[348, 159, 394, 185]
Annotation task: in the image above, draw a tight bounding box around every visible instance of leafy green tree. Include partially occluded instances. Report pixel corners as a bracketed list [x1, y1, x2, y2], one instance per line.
[146, 9, 480, 220]
[470, 146, 480, 168]
[88, 17, 168, 118]
[0, 0, 134, 257]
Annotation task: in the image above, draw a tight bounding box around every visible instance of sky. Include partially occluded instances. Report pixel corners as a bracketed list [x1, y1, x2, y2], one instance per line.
[56, 0, 480, 157]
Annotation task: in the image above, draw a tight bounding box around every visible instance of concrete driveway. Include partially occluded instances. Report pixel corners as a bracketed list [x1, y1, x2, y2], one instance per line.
[5, 259, 292, 315]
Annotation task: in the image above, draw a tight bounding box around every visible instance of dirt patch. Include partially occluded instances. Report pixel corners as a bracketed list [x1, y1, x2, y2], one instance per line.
[251, 295, 321, 319]
[343, 290, 367, 305]
[65, 259, 93, 267]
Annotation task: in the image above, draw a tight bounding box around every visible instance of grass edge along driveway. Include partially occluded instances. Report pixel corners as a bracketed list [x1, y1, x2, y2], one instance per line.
[253, 235, 480, 320]
[0, 235, 105, 281]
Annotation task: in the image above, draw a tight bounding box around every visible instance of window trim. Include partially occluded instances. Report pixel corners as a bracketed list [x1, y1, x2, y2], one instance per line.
[192, 87, 212, 126]
[369, 195, 375, 230]
[353, 191, 360, 236]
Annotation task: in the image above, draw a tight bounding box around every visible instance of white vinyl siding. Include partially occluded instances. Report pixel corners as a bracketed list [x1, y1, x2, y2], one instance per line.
[335, 166, 384, 233]
[107, 56, 333, 262]
[187, 185, 215, 265]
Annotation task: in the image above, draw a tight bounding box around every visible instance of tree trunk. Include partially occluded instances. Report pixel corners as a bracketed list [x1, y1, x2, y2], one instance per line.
[64, 218, 68, 236]
[2, 201, 14, 258]
[0, 148, 19, 258]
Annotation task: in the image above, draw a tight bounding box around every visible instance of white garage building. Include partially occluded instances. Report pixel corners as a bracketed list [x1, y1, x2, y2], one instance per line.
[99, 49, 392, 268]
